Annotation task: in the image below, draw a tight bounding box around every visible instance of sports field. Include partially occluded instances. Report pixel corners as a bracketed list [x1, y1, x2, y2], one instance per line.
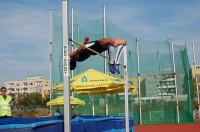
[135, 123, 200, 132]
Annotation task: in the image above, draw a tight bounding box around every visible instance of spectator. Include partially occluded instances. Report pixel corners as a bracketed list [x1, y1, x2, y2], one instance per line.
[0, 87, 13, 118]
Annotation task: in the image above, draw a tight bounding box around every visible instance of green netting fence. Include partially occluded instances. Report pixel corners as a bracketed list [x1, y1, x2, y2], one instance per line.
[51, 12, 194, 125]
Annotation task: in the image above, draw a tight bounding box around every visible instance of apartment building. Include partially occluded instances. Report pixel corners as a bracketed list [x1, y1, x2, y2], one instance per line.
[192, 64, 200, 99]
[144, 69, 184, 97]
[4, 76, 50, 98]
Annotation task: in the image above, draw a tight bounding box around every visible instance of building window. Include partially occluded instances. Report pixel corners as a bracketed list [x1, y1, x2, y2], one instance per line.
[8, 88, 14, 91]
[23, 87, 28, 90]
[169, 81, 175, 85]
[8, 83, 14, 85]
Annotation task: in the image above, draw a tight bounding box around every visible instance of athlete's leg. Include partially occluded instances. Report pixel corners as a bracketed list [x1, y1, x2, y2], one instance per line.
[112, 39, 127, 46]
[108, 45, 116, 74]
[99, 38, 127, 47]
[108, 45, 115, 64]
[115, 45, 125, 64]
[99, 38, 115, 48]
[114, 45, 125, 74]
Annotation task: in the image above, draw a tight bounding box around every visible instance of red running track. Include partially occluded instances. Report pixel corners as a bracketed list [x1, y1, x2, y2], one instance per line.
[135, 124, 200, 132]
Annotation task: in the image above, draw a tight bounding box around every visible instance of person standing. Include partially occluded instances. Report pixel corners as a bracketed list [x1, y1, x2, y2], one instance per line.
[0, 87, 12, 117]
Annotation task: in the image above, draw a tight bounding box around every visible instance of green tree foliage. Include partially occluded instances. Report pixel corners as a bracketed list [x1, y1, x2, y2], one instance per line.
[16, 93, 48, 108]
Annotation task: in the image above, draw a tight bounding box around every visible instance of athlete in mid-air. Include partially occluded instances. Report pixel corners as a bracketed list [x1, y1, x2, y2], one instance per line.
[69, 36, 127, 74]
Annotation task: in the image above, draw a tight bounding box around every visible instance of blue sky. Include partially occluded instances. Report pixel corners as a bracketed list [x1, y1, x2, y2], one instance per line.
[0, 0, 200, 84]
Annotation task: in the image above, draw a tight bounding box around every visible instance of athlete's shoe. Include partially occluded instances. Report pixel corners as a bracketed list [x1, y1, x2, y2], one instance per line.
[115, 64, 120, 74]
[108, 63, 116, 74]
